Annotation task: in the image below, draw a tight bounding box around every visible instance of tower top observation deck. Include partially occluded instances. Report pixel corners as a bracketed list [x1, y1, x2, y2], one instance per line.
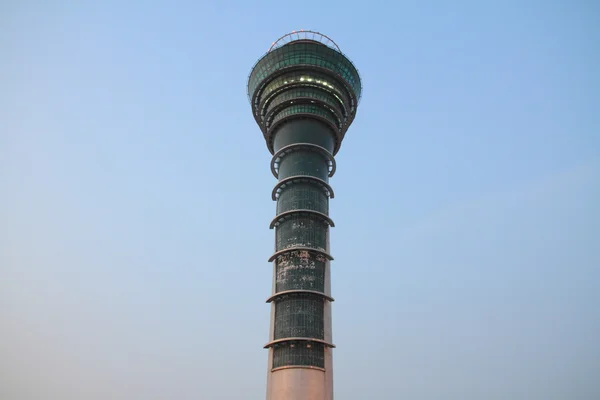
[247, 30, 362, 155]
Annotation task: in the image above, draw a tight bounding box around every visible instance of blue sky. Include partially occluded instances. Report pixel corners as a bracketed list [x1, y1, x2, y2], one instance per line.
[1, 1, 598, 399]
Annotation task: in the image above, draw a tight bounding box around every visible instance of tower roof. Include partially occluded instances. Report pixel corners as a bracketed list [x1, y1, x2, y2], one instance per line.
[268, 30, 342, 53]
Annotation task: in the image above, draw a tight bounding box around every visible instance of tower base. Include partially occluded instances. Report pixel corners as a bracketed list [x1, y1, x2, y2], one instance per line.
[266, 362, 333, 400]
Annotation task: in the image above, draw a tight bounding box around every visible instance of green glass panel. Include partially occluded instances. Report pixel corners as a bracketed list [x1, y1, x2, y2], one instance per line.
[272, 343, 325, 368]
[275, 215, 328, 252]
[264, 88, 345, 124]
[275, 250, 326, 293]
[248, 42, 361, 101]
[276, 183, 329, 215]
[274, 295, 324, 339]
[258, 71, 350, 112]
[272, 119, 335, 153]
[270, 104, 339, 131]
[278, 150, 329, 181]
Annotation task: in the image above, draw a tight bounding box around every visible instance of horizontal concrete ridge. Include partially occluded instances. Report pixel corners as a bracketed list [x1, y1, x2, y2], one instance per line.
[268, 247, 333, 263]
[271, 142, 336, 178]
[272, 175, 335, 200]
[269, 209, 335, 229]
[271, 365, 326, 372]
[264, 337, 336, 349]
[266, 290, 335, 303]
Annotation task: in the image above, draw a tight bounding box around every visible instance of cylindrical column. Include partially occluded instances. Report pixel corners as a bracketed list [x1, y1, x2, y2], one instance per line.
[248, 31, 361, 400]
[266, 120, 336, 400]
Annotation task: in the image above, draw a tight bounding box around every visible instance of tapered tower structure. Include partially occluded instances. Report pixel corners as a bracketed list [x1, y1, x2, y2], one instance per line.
[248, 31, 361, 400]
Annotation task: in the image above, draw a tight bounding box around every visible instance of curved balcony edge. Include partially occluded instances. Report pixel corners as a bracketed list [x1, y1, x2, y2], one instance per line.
[266, 289, 334, 303]
[264, 337, 336, 349]
[264, 97, 343, 132]
[250, 64, 359, 119]
[269, 209, 335, 229]
[271, 365, 326, 373]
[272, 175, 335, 201]
[271, 142, 336, 179]
[268, 246, 334, 263]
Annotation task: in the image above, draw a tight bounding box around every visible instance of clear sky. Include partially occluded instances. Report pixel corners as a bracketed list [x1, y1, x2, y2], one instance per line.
[1, 1, 598, 399]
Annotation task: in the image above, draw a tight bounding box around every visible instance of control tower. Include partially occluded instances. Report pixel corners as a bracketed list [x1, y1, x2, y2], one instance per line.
[247, 30, 362, 400]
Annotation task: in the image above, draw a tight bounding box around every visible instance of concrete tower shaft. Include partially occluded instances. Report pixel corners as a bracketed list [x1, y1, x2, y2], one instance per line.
[248, 31, 361, 400]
